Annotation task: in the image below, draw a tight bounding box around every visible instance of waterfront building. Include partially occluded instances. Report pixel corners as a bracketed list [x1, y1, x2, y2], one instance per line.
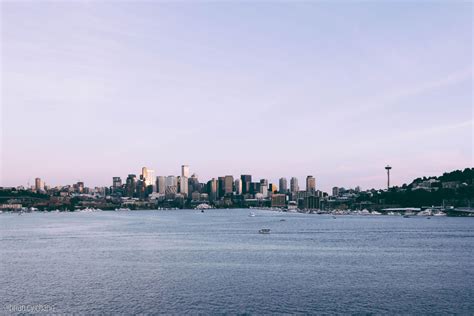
[271, 194, 286, 207]
[306, 176, 316, 195]
[224, 175, 234, 194]
[303, 195, 319, 209]
[234, 178, 242, 195]
[241, 175, 252, 194]
[332, 187, 340, 197]
[279, 177, 287, 194]
[290, 177, 299, 193]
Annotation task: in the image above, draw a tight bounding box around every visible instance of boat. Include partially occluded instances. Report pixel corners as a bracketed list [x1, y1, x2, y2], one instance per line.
[371, 211, 382, 215]
[115, 207, 131, 211]
[248, 212, 256, 217]
[417, 209, 433, 216]
[403, 215, 410, 218]
[280, 219, 286, 222]
[258, 228, 271, 234]
[433, 211, 447, 216]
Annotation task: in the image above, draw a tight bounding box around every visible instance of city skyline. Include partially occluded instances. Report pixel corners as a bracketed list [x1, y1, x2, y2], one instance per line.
[1, 2, 472, 192]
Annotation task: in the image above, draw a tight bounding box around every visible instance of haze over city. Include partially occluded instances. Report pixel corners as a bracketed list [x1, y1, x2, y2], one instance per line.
[1, 1, 472, 192]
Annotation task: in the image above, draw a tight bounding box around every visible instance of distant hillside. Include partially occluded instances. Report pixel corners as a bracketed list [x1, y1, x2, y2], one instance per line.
[410, 168, 474, 187]
[358, 168, 473, 207]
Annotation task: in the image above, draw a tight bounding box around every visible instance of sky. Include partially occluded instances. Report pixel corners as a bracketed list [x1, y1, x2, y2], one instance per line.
[1, 1, 472, 192]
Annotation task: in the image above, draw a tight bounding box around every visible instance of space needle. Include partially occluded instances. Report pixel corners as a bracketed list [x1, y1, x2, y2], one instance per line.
[385, 165, 392, 190]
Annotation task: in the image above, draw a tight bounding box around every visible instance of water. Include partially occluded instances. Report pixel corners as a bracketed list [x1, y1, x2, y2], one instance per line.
[1, 209, 473, 314]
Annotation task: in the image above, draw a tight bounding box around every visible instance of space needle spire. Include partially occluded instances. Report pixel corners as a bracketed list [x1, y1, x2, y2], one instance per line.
[385, 165, 392, 190]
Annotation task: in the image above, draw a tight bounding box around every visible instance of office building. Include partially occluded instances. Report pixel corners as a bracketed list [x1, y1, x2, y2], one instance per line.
[141, 167, 155, 186]
[125, 174, 137, 197]
[271, 194, 286, 207]
[224, 175, 234, 194]
[35, 178, 44, 191]
[112, 177, 122, 189]
[241, 175, 252, 194]
[178, 176, 188, 196]
[306, 175, 316, 194]
[182, 165, 190, 178]
[279, 177, 287, 194]
[156, 176, 166, 194]
[290, 177, 299, 193]
[234, 178, 242, 195]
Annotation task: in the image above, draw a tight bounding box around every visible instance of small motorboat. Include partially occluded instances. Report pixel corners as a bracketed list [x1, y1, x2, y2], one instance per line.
[248, 212, 256, 217]
[259, 228, 271, 234]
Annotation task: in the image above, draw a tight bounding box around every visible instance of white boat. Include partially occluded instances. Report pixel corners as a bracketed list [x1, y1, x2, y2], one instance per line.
[115, 207, 131, 211]
[249, 212, 256, 217]
[417, 210, 433, 216]
[433, 211, 447, 216]
[371, 211, 382, 215]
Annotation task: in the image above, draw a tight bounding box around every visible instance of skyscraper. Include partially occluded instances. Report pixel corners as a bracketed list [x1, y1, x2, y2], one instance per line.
[234, 178, 242, 195]
[260, 179, 268, 197]
[156, 176, 166, 194]
[241, 175, 252, 194]
[141, 167, 155, 186]
[182, 165, 190, 178]
[268, 183, 278, 193]
[279, 177, 287, 194]
[290, 177, 299, 193]
[165, 176, 178, 198]
[332, 187, 339, 197]
[306, 176, 316, 194]
[35, 177, 43, 191]
[207, 178, 217, 202]
[224, 175, 234, 194]
[218, 176, 225, 198]
[188, 174, 200, 194]
[125, 174, 137, 197]
[112, 177, 122, 189]
[178, 176, 189, 196]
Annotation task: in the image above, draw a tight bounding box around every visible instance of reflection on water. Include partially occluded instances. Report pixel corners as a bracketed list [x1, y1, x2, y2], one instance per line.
[1, 209, 473, 314]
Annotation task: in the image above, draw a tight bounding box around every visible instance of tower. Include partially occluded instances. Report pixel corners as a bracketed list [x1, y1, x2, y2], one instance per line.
[306, 175, 316, 195]
[385, 165, 392, 190]
[181, 165, 189, 178]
